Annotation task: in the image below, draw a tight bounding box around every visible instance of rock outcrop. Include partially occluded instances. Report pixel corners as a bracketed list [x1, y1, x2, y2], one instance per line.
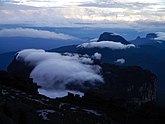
[0, 71, 39, 95]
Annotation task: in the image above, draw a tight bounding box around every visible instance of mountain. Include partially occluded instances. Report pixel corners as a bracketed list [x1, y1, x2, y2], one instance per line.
[131, 33, 158, 44]
[8, 54, 156, 106]
[49, 32, 165, 105]
[1, 32, 165, 105]
[1, 31, 165, 123]
[98, 32, 130, 44]
[130, 33, 165, 50]
[146, 33, 157, 39]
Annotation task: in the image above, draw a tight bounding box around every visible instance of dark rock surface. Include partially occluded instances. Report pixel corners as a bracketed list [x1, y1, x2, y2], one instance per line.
[7, 54, 34, 77]
[0, 71, 164, 124]
[98, 32, 130, 44]
[100, 63, 156, 106]
[0, 71, 39, 95]
[0, 71, 112, 124]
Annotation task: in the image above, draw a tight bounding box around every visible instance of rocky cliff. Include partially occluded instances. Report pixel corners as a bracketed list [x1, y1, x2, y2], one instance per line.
[100, 63, 156, 106]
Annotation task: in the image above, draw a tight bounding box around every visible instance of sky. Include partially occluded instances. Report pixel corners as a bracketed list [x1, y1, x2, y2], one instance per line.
[0, 0, 165, 30]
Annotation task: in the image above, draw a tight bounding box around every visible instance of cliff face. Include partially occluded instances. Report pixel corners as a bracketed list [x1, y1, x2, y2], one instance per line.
[100, 64, 156, 105]
[7, 56, 157, 106]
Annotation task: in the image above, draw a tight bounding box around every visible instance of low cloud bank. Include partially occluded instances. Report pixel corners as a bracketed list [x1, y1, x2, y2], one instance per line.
[155, 32, 165, 41]
[115, 58, 125, 64]
[0, 28, 78, 40]
[77, 41, 135, 50]
[93, 52, 102, 60]
[16, 49, 103, 91]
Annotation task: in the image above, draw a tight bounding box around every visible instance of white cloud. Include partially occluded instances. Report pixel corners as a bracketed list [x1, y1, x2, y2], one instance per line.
[115, 58, 125, 64]
[155, 32, 165, 41]
[63, 52, 93, 64]
[16, 49, 103, 91]
[0, 28, 78, 40]
[93, 52, 102, 60]
[77, 41, 135, 50]
[94, 0, 160, 4]
[0, 0, 165, 29]
[2, 0, 92, 7]
[90, 38, 98, 42]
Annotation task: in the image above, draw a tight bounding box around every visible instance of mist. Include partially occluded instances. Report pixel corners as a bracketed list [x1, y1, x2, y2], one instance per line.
[0, 28, 78, 40]
[77, 41, 135, 50]
[16, 49, 104, 93]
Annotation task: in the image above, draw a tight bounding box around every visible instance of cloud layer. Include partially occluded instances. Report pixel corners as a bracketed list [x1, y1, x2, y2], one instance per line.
[115, 58, 126, 64]
[77, 41, 135, 50]
[16, 49, 103, 91]
[155, 32, 165, 41]
[0, 28, 78, 40]
[0, 0, 165, 30]
[1, 0, 91, 7]
[93, 52, 102, 60]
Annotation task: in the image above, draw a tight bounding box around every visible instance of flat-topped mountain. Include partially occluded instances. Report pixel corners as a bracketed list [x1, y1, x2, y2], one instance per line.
[98, 32, 130, 44]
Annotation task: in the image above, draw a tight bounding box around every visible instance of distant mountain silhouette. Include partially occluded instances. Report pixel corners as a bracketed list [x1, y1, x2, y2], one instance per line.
[146, 33, 157, 39]
[49, 32, 165, 105]
[130, 33, 165, 50]
[98, 32, 130, 44]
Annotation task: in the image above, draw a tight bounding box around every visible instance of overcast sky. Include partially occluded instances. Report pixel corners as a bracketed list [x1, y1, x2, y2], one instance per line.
[0, 0, 165, 30]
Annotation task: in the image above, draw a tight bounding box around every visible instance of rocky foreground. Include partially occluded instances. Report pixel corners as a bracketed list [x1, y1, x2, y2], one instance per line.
[1, 61, 165, 124]
[0, 71, 112, 124]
